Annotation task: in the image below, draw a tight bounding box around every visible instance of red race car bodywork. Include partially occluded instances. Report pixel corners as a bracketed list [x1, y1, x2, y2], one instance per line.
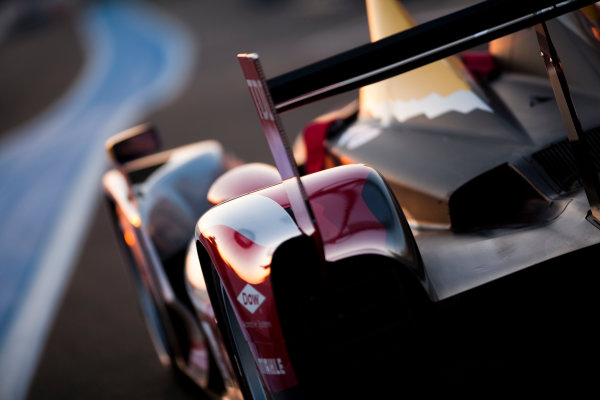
[196, 164, 421, 395]
[103, 1, 600, 398]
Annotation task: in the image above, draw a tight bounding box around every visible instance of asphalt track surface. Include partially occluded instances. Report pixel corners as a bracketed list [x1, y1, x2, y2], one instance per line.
[0, 1, 474, 399]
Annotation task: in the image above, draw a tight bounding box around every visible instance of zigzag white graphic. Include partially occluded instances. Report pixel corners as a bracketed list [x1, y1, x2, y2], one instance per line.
[365, 90, 493, 124]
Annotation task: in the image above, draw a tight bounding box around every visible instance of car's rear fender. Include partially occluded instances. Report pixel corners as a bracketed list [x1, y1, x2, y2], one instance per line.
[195, 163, 430, 396]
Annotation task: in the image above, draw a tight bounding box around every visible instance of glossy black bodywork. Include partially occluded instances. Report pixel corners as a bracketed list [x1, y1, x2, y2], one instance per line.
[271, 239, 600, 397]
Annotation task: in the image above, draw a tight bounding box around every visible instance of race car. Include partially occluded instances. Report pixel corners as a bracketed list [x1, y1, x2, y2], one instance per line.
[103, 0, 600, 398]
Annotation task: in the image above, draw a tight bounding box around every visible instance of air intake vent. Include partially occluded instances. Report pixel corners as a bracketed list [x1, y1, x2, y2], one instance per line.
[449, 163, 560, 232]
[532, 127, 600, 193]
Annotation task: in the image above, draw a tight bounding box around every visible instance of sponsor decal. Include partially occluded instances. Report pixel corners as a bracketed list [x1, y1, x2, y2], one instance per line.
[237, 284, 266, 314]
[258, 357, 286, 375]
[244, 321, 273, 329]
[246, 79, 274, 121]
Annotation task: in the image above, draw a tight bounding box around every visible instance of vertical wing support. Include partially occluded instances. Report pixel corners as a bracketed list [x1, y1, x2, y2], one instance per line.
[536, 22, 600, 226]
[237, 54, 321, 241]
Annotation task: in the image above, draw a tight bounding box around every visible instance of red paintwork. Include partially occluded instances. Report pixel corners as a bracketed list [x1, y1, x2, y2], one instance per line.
[205, 229, 298, 392]
[197, 164, 404, 394]
[302, 120, 334, 174]
[460, 51, 498, 80]
[260, 164, 397, 262]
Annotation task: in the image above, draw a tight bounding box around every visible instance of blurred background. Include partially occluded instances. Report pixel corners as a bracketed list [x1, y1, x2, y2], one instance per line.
[0, 1, 471, 399]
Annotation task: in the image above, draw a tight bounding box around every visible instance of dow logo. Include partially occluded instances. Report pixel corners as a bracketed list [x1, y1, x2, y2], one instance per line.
[237, 284, 266, 314]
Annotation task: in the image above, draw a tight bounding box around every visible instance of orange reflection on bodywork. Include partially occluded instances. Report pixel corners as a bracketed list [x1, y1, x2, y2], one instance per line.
[208, 226, 271, 285]
[124, 229, 136, 247]
[338, 154, 356, 166]
[185, 243, 207, 291]
[488, 36, 509, 57]
[129, 214, 142, 227]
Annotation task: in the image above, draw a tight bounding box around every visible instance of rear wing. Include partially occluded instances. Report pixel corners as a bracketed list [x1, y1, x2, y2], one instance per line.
[239, 0, 600, 238]
[267, 0, 597, 111]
